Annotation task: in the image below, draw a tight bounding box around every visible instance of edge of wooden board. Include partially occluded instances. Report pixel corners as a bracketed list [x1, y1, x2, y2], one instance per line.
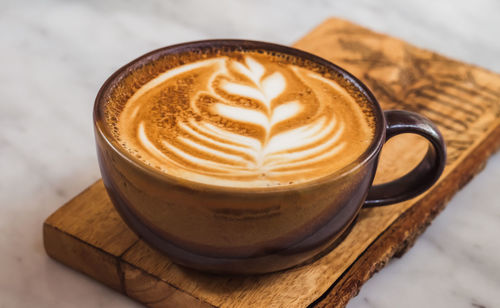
[311, 123, 500, 307]
[43, 220, 217, 307]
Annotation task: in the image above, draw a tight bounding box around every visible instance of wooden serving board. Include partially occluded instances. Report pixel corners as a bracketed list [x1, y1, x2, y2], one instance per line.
[43, 18, 500, 307]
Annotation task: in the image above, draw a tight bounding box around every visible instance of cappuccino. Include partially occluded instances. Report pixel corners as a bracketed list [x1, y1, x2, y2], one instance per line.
[105, 50, 375, 187]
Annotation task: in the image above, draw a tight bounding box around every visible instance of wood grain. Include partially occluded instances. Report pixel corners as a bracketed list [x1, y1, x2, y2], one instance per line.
[44, 18, 500, 307]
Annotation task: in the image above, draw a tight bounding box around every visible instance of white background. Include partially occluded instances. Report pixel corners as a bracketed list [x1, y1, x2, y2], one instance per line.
[1, 0, 499, 307]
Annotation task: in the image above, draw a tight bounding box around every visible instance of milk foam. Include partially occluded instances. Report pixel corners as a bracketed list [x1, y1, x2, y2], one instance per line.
[115, 51, 375, 187]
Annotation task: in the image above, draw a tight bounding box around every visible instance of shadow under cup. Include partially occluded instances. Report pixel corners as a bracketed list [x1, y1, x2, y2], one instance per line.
[93, 40, 446, 274]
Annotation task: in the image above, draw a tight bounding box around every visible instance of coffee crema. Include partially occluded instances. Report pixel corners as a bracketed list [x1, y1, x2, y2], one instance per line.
[109, 50, 375, 187]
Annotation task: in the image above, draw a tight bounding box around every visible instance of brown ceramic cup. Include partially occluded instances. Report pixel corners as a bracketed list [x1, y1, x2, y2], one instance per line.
[93, 40, 446, 274]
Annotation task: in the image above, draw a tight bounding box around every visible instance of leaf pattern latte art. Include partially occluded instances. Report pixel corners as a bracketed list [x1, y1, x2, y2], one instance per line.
[118, 53, 373, 187]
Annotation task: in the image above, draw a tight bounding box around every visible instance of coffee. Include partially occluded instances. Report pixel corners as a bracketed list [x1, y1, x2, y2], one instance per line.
[95, 40, 446, 274]
[106, 50, 375, 187]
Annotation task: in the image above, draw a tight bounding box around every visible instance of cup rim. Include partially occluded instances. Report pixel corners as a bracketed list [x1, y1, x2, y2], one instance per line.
[93, 39, 386, 194]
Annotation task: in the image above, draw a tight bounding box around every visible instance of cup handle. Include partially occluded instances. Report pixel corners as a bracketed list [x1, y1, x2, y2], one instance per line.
[363, 110, 446, 207]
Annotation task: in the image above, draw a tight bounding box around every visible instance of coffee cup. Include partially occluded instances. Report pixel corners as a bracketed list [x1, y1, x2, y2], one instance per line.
[93, 40, 446, 274]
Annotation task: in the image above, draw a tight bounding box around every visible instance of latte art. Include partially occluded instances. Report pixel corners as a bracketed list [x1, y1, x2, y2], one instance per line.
[115, 51, 374, 187]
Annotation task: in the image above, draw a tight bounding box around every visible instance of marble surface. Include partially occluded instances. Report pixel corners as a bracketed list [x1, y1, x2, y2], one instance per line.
[1, 0, 499, 307]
